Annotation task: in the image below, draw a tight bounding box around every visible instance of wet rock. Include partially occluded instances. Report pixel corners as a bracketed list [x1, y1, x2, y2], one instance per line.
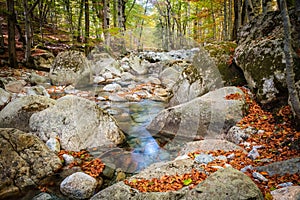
[29, 72, 49, 85]
[0, 128, 62, 199]
[25, 85, 50, 97]
[271, 186, 300, 200]
[90, 52, 122, 76]
[5, 80, 27, 93]
[234, 10, 300, 105]
[0, 88, 11, 108]
[46, 137, 61, 153]
[30, 95, 126, 151]
[130, 56, 149, 75]
[60, 172, 97, 199]
[147, 87, 245, 140]
[182, 167, 263, 200]
[108, 94, 127, 102]
[0, 95, 55, 132]
[32, 192, 53, 200]
[93, 76, 105, 84]
[49, 50, 92, 87]
[103, 83, 122, 92]
[179, 139, 246, 156]
[255, 157, 300, 176]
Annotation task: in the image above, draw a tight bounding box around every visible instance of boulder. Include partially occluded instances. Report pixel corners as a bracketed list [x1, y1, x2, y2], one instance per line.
[169, 47, 223, 106]
[225, 125, 258, 144]
[204, 41, 246, 86]
[49, 50, 92, 87]
[0, 128, 62, 199]
[0, 88, 11, 109]
[31, 50, 55, 71]
[29, 95, 126, 151]
[4, 80, 27, 93]
[147, 87, 245, 140]
[182, 167, 263, 200]
[91, 166, 263, 200]
[0, 95, 55, 132]
[255, 157, 300, 176]
[271, 186, 300, 200]
[179, 139, 246, 156]
[90, 52, 122, 76]
[25, 85, 50, 97]
[60, 172, 97, 199]
[234, 10, 300, 105]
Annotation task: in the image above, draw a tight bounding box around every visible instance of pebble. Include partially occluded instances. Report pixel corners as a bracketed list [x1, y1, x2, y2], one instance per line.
[247, 148, 260, 160]
[277, 182, 293, 188]
[194, 154, 214, 164]
[252, 172, 268, 182]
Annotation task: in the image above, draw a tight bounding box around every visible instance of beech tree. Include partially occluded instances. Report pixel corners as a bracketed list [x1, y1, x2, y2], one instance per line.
[280, 0, 300, 122]
[6, 0, 17, 68]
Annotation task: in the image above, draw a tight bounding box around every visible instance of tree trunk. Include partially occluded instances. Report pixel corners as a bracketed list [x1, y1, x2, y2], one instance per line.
[76, 0, 84, 42]
[0, 17, 4, 50]
[280, 0, 300, 122]
[210, 0, 217, 40]
[102, 0, 110, 47]
[23, 0, 31, 65]
[224, 0, 228, 40]
[137, 0, 149, 51]
[228, 0, 233, 40]
[7, 0, 17, 68]
[84, 0, 90, 55]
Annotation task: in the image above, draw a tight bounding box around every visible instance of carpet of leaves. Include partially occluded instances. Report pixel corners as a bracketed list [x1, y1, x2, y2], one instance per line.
[58, 149, 105, 178]
[124, 87, 300, 198]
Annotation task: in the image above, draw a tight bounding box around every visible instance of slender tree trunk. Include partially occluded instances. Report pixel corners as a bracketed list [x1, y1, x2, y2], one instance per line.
[210, 0, 216, 40]
[228, 0, 233, 40]
[84, 0, 89, 55]
[23, 0, 31, 65]
[280, 0, 300, 122]
[7, 0, 17, 68]
[76, 0, 84, 42]
[224, 0, 228, 40]
[137, 0, 149, 51]
[102, 0, 110, 47]
[0, 17, 4, 50]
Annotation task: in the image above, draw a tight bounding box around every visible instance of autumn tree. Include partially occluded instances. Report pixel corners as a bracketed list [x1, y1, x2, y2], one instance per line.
[280, 0, 300, 122]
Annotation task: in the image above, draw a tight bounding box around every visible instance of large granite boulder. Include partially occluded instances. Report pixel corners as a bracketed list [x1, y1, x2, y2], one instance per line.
[234, 9, 300, 105]
[181, 167, 263, 200]
[0, 128, 62, 199]
[29, 95, 126, 151]
[91, 167, 263, 200]
[169, 46, 223, 106]
[204, 41, 247, 86]
[147, 87, 245, 140]
[90, 52, 122, 76]
[0, 95, 56, 132]
[49, 50, 92, 87]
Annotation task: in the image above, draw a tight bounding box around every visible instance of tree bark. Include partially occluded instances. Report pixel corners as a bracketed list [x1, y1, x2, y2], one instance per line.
[280, 0, 300, 121]
[102, 0, 110, 47]
[76, 0, 84, 42]
[224, 0, 228, 40]
[23, 0, 32, 65]
[7, 0, 17, 68]
[84, 0, 90, 55]
[0, 17, 4, 49]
